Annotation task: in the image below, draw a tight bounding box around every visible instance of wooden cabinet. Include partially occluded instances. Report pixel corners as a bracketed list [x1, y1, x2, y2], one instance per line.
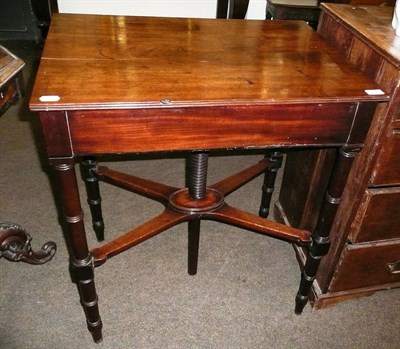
[275, 4, 400, 308]
[0, 45, 24, 115]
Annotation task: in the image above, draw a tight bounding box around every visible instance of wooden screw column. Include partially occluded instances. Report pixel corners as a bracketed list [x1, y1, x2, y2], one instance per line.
[53, 159, 103, 342]
[187, 151, 209, 275]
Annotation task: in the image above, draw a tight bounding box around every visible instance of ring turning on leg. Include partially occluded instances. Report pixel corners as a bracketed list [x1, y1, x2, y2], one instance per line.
[81, 157, 105, 242]
[53, 160, 103, 342]
[80, 151, 314, 341]
[294, 146, 359, 314]
[259, 151, 283, 218]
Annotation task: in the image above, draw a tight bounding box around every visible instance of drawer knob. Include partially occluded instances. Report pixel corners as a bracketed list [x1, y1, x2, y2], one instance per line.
[386, 260, 400, 274]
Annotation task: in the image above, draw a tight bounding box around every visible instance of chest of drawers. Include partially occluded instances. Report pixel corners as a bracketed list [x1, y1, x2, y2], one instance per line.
[276, 4, 400, 308]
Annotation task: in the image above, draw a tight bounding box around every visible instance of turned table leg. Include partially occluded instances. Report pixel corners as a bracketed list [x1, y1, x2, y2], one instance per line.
[80, 157, 105, 241]
[53, 159, 103, 342]
[259, 151, 283, 218]
[295, 146, 360, 314]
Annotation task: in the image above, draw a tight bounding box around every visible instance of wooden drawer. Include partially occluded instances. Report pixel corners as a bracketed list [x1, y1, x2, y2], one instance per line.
[349, 187, 400, 243]
[0, 78, 19, 113]
[371, 127, 400, 185]
[329, 241, 400, 292]
[0, 45, 25, 115]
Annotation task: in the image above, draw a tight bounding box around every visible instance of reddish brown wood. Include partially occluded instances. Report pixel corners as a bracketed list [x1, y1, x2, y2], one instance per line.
[91, 157, 313, 266]
[91, 210, 188, 266]
[329, 241, 400, 292]
[0, 45, 25, 115]
[275, 149, 336, 230]
[66, 104, 366, 156]
[0, 76, 21, 114]
[39, 111, 73, 157]
[277, 4, 400, 308]
[51, 158, 102, 342]
[209, 203, 311, 243]
[30, 17, 386, 112]
[348, 188, 400, 243]
[96, 166, 178, 204]
[29, 14, 387, 341]
[210, 157, 271, 195]
[315, 5, 400, 293]
[371, 130, 400, 184]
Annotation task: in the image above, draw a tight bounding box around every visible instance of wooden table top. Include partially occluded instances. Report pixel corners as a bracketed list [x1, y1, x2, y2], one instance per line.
[321, 4, 400, 68]
[30, 14, 388, 112]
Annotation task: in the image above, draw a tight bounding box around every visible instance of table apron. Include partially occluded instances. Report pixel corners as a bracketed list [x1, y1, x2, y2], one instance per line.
[38, 102, 376, 157]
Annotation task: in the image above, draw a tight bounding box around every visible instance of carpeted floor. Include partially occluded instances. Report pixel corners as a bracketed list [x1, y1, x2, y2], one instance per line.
[1, 40, 399, 349]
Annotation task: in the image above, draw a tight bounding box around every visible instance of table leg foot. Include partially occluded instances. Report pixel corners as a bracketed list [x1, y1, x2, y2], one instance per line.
[90, 324, 103, 343]
[188, 219, 200, 275]
[294, 146, 359, 314]
[72, 255, 103, 343]
[294, 294, 309, 315]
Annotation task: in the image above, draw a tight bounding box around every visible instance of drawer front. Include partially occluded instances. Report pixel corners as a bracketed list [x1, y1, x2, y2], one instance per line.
[371, 128, 400, 185]
[329, 241, 400, 292]
[349, 188, 400, 243]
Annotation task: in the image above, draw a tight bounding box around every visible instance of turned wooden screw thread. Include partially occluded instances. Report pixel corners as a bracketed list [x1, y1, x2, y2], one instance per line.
[188, 152, 209, 199]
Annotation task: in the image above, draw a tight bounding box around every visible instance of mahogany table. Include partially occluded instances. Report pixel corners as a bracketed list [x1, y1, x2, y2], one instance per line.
[30, 14, 388, 342]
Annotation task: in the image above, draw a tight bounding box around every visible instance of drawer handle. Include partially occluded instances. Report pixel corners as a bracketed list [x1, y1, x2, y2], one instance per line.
[386, 260, 400, 274]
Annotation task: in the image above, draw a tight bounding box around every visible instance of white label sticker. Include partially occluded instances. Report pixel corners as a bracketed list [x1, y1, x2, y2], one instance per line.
[39, 95, 61, 102]
[364, 89, 385, 95]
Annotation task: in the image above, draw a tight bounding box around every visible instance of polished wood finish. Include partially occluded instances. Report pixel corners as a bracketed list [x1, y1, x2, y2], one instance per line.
[349, 188, 400, 242]
[276, 4, 400, 308]
[0, 45, 25, 115]
[30, 14, 387, 342]
[329, 242, 400, 292]
[30, 16, 386, 112]
[91, 156, 311, 267]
